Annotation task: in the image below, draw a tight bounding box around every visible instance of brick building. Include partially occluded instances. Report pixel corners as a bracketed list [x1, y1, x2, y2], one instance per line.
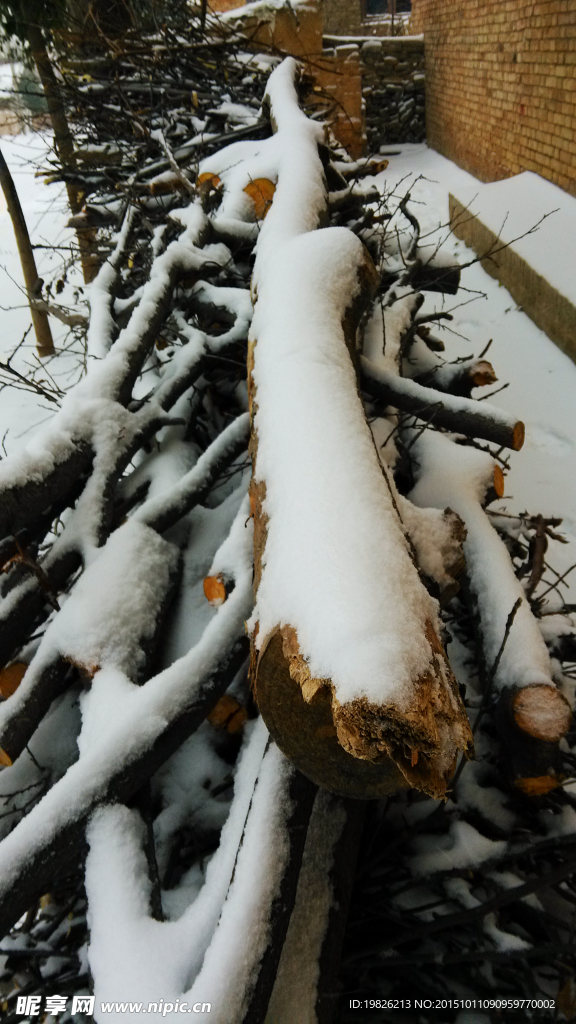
[324, 1, 412, 36]
[411, 0, 576, 196]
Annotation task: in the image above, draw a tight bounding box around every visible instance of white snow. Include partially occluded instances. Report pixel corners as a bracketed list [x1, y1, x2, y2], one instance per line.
[85, 719, 293, 1021]
[410, 818, 507, 875]
[377, 143, 576, 595]
[450, 171, 576, 307]
[0, 498, 254, 912]
[408, 428, 554, 692]
[250, 227, 439, 707]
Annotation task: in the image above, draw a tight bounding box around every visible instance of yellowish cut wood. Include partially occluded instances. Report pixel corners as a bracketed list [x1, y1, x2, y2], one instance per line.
[243, 178, 276, 220]
[207, 694, 248, 734]
[514, 775, 563, 796]
[0, 662, 27, 700]
[203, 575, 228, 606]
[254, 631, 409, 800]
[512, 684, 572, 743]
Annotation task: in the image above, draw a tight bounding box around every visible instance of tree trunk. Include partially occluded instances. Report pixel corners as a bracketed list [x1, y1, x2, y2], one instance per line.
[0, 146, 54, 358]
[26, 21, 100, 282]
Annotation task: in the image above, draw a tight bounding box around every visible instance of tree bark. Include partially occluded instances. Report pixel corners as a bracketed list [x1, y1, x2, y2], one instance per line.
[0, 147, 54, 358]
[362, 358, 525, 451]
[26, 21, 100, 283]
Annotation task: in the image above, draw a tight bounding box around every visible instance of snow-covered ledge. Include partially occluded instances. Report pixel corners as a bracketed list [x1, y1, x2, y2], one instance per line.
[449, 172, 576, 365]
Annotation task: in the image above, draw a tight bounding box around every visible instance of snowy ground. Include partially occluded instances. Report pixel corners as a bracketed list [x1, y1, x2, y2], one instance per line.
[376, 143, 576, 596]
[1, 132, 575, 592]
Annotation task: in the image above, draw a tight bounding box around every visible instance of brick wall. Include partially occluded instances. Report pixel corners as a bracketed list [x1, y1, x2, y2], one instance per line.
[323, 0, 413, 36]
[323, 0, 364, 35]
[324, 37, 425, 149]
[411, 0, 576, 196]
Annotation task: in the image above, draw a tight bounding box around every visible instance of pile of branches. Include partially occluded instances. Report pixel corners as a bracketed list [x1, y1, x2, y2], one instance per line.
[0, 10, 575, 1022]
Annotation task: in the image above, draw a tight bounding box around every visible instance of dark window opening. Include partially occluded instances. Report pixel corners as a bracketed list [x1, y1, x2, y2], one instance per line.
[365, 0, 412, 15]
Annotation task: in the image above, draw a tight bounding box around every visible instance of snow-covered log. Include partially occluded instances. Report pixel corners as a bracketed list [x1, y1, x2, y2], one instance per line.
[407, 428, 572, 792]
[361, 358, 525, 451]
[247, 60, 473, 801]
[0, 500, 253, 937]
[413, 358, 498, 399]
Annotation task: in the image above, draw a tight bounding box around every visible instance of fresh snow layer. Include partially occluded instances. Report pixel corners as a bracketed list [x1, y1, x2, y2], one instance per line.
[377, 144, 576, 596]
[450, 171, 576, 307]
[408, 429, 553, 692]
[0, 497, 254, 908]
[250, 226, 439, 707]
[85, 719, 270, 1021]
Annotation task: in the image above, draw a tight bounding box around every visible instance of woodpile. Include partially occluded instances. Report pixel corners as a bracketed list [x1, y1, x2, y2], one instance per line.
[0, 7, 575, 1017]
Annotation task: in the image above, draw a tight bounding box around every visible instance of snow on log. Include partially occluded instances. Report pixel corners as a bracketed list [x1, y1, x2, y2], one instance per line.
[247, 59, 472, 800]
[395, 498, 467, 606]
[0, 522, 181, 765]
[407, 428, 572, 790]
[84, 718, 270, 1018]
[182, 747, 317, 1024]
[413, 358, 498, 399]
[134, 413, 250, 534]
[361, 358, 525, 451]
[0, 500, 253, 936]
[0, 201, 222, 546]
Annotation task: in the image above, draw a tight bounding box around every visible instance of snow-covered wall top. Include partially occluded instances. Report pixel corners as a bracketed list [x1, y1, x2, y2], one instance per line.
[450, 172, 576, 310]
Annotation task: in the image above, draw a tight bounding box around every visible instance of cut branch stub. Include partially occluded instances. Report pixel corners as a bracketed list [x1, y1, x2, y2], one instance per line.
[243, 178, 276, 220]
[512, 684, 572, 741]
[0, 663, 27, 700]
[496, 683, 573, 795]
[203, 574, 233, 606]
[362, 359, 525, 452]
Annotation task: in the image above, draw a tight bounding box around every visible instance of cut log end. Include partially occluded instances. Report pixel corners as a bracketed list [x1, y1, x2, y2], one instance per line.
[253, 631, 409, 800]
[514, 775, 563, 796]
[197, 172, 221, 188]
[243, 178, 276, 220]
[0, 662, 27, 700]
[207, 694, 248, 734]
[493, 465, 505, 499]
[253, 624, 474, 801]
[470, 360, 498, 388]
[513, 421, 526, 451]
[512, 684, 572, 743]
[203, 574, 229, 607]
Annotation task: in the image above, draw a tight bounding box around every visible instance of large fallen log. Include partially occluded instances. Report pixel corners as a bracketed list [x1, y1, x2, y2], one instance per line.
[246, 60, 473, 800]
